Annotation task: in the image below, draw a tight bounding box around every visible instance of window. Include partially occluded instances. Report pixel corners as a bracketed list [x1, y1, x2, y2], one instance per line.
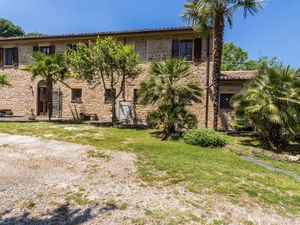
[71, 89, 82, 103]
[133, 89, 139, 103]
[4, 48, 13, 66]
[67, 43, 77, 51]
[220, 94, 234, 109]
[135, 40, 147, 61]
[180, 40, 193, 61]
[104, 89, 116, 103]
[34, 46, 55, 55]
[183, 99, 192, 105]
[40, 46, 51, 55]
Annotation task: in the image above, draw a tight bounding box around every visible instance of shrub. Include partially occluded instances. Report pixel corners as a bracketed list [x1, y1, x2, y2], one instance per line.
[233, 65, 300, 150]
[183, 128, 228, 147]
[139, 59, 202, 139]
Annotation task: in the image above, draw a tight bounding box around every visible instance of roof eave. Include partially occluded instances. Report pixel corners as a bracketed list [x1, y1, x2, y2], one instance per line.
[0, 27, 198, 43]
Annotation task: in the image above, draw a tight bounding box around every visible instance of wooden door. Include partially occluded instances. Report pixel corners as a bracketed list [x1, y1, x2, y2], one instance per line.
[38, 86, 48, 116]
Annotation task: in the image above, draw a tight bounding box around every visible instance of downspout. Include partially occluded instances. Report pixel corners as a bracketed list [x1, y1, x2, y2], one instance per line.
[122, 38, 127, 100]
[205, 35, 210, 128]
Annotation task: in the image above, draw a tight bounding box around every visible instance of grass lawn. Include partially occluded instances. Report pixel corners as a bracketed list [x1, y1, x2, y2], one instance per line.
[229, 133, 300, 175]
[0, 122, 299, 214]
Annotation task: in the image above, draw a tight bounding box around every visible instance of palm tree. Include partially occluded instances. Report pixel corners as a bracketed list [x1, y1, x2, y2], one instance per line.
[233, 65, 300, 150]
[0, 74, 10, 86]
[182, 0, 263, 130]
[22, 52, 68, 121]
[138, 58, 202, 139]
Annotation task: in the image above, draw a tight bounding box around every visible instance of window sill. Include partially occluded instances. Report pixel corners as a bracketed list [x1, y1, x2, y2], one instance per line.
[220, 107, 233, 110]
[3, 65, 14, 68]
[71, 101, 83, 104]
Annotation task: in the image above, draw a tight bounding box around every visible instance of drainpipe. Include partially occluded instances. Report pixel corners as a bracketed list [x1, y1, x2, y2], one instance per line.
[122, 38, 127, 100]
[205, 35, 210, 128]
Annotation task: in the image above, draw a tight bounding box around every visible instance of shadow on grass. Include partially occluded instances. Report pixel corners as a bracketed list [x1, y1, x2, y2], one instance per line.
[0, 202, 118, 225]
[228, 131, 300, 155]
[50, 120, 147, 130]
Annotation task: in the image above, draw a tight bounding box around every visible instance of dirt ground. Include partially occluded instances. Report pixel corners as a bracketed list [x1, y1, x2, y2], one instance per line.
[0, 132, 298, 225]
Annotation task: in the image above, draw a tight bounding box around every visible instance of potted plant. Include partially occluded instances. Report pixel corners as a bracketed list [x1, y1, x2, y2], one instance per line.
[27, 109, 36, 121]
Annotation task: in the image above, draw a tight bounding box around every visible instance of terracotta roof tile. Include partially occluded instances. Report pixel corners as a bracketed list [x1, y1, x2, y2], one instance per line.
[220, 70, 256, 81]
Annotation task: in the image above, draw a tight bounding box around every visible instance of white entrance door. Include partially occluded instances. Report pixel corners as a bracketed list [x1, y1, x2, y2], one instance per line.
[119, 101, 134, 124]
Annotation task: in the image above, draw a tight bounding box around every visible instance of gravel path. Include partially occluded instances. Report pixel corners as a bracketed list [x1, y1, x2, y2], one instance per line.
[0, 132, 298, 225]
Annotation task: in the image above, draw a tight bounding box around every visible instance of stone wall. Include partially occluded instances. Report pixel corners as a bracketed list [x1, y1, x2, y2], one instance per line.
[0, 33, 245, 130]
[0, 68, 34, 116]
[218, 81, 246, 130]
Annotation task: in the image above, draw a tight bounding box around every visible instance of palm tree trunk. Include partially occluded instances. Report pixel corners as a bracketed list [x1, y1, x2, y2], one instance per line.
[46, 77, 53, 121]
[212, 13, 225, 130]
[267, 125, 288, 151]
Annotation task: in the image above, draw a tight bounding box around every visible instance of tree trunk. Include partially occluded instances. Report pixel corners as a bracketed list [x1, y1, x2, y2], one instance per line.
[46, 77, 53, 121]
[111, 90, 118, 125]
[121, 72, 126, 99]
[212, 13, 225, 130]
[267, 125, 288, 151]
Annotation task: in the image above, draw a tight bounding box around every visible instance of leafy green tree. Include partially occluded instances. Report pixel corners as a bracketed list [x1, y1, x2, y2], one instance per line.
[233, 65, 300, 150]
[222, 42, 248, 71]
[243, 56, 283, 70]
[0, 74, 10, 86]
[24, 32, 47, 37]
[0, 18, 24, 37]
[221, 42, 283, 71]
[182, 0, 263, 130]
[138, 59, 202, 139]
[22, 52, 69, 121]
[66, 37, 140, 125]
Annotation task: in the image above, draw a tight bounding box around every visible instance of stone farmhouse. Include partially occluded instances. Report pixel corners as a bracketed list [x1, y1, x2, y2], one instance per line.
[0, 27, 254, 130]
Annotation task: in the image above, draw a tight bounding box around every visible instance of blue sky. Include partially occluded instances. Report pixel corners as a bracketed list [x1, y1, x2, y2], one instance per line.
[0, 0, 299, 67]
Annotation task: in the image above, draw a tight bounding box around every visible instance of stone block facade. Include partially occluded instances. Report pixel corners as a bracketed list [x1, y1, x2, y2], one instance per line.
[0, 27, 250, 130]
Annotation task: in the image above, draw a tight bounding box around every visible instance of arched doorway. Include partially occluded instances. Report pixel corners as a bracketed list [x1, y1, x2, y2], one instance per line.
[37, 80, 48, 116]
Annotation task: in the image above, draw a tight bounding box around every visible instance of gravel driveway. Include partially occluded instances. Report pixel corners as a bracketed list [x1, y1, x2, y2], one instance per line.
[0, 132, 298, 225]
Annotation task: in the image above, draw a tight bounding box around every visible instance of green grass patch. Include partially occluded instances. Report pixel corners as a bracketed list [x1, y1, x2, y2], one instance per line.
[22, 199, 35, 209]
[256, 155, 300, 175]
[105, 199, 117, 207]
[64, 191, 93, 206]
[0, 144, 10, 148]
[0, 122, 299, 214]
[87, 150, 110, 160]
